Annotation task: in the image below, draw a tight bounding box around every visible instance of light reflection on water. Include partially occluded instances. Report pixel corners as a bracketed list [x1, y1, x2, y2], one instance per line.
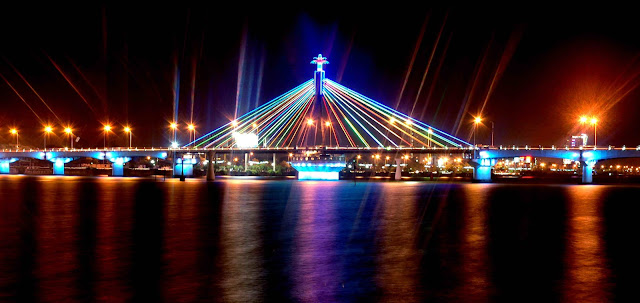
[1, 176, 639, 302]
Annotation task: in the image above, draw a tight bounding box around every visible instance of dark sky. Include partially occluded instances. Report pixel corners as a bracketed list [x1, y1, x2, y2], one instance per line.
[1, 4, 640, 148]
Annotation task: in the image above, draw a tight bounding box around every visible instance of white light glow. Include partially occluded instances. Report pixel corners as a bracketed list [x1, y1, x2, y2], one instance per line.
[233, 132, 259, 148]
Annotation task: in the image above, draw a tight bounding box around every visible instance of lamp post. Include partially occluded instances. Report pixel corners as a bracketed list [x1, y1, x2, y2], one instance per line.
[170, 122, 178, 146]
[474, 116, 482, 146]
[590, 118, 598, 147]
[124, 126, 132, 148]
[103, 125, 112, 149]
[187, 124, 195, 143]
[325, 121, 332, 146]
[44, 125, 53, 150]
[10, 129, 18, 149]
[64, 127, 73, 149]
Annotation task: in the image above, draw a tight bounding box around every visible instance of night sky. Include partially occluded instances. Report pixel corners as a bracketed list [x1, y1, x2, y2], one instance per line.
[2, 5, 640, 148]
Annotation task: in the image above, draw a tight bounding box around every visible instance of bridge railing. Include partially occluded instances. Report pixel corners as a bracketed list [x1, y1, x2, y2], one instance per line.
[4, 145, 640, 153]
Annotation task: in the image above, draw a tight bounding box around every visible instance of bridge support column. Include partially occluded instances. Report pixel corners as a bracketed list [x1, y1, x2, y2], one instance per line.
[49, 158, 73, 175]
[53, 159, 65, 175]
[244, 153, 249, 171]
[110, 157, 131, 177]
[472, 158, 493, 182]
[395, 158, 402, 180]
[0, 158, 18, 174]
[273, 153, 276, 171]
[207, 151, 216, 181]
[581, 161, 593, 184]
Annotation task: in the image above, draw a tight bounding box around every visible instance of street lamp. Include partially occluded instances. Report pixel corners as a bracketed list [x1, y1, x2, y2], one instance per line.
[124, 126, 132, 148]
[170, 122, 178, 144]
[64, 127, 74, 149]
[473, 116, 482, 146]
[590, 118, 598, 147]
[103, 124, 112, 149]
[44, 125, 53, 150]
[187, 124, 195, 143]
[324, 121, 332, 146]
[10, 128, 18, 149]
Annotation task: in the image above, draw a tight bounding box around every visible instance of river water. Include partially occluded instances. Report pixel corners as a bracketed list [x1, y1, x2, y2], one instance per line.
[0, 175, 638, 302]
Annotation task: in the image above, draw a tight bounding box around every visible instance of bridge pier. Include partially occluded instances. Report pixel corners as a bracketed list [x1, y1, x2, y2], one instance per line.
[472, 158, 493, 182]
[110, 157, 131, 176]
[53, 159, 65, 175]
[395, 158, 402, 180]
[244, 153, 249, 171]
[581, 161, 594, 184]
[0, 158, 18, 174]
[207, 151, 216, 181]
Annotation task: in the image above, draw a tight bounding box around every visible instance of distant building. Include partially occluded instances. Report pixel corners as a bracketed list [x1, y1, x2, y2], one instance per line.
[569, 134, 588, 147]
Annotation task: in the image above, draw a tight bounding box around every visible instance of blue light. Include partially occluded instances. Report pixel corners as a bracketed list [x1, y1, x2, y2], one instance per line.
[298, 171, 339, 181]
[479, 151, 489, 158]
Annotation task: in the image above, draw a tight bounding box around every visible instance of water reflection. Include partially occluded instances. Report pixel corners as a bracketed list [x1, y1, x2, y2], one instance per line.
[375, 183, 420, 302]
[218, 180, 266, 302]
[563, 185, 612, 302]
[2, 176, 640, 302]
[293, 182, 340, 301]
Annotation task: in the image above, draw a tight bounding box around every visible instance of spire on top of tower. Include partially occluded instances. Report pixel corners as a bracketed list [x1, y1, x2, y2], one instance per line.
[311, 54, 329, 71]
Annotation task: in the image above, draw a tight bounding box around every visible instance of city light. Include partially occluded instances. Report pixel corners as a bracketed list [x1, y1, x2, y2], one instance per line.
[325, 121, 331, 127]
[390, 117, 396, 124]
[10, 128, 17, 135]
[231, 120, 238, 127]
[579, 116, 588, 124]
[307, 118, 314, 125]
[103, 125, 112, 132]
[170, 122, 178, 129]
[474, 116, 482, 124]
[187, 124, 195, 131]
[44, 126, 53, 133]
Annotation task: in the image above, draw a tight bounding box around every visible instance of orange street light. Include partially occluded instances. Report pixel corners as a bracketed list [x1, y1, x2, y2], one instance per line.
[103, 124, 112, 149]
[44, 125, 53, 150]
[124, 126, 132, 148]
[64, 127, 74, 149]
[10, 128, 18, 148]
[473, 116, 482, 146]
[590, 117, 598, 146]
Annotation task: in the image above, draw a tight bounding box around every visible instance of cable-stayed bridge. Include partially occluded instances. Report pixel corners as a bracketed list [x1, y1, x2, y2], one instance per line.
[3, 55, 640, 182]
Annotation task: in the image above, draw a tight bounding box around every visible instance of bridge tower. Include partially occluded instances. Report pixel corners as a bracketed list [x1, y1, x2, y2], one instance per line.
[308, 54, 330, 146]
